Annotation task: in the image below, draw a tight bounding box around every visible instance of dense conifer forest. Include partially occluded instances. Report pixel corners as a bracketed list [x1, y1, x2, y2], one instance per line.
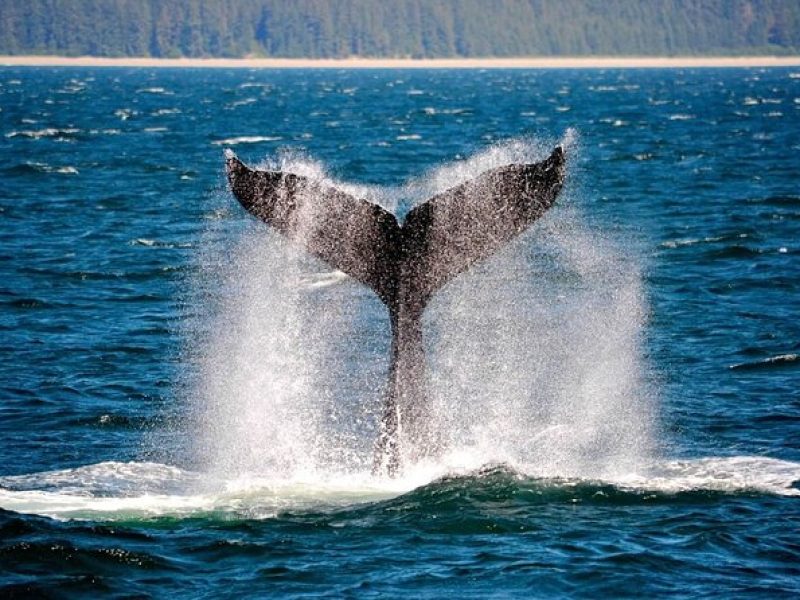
[1, 0, 798, 58]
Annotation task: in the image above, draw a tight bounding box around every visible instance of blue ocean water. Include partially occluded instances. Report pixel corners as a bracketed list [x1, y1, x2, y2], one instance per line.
[0, 67, 799, 597]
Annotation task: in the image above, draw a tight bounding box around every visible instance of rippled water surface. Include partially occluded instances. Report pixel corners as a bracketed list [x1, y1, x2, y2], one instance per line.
[1, 68, 799, 597]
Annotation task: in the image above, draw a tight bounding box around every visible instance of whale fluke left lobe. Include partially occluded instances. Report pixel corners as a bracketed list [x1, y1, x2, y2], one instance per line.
[225, 151, 402, 306]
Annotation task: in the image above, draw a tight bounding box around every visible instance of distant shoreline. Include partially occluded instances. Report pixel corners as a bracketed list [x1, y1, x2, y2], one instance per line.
[3, 55, 800, 69]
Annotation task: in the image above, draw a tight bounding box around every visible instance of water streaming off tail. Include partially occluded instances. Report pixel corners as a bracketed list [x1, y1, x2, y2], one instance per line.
[185, 154, 392, 479]
[425, 206, 655, 477]
[185, 136, 656, 481]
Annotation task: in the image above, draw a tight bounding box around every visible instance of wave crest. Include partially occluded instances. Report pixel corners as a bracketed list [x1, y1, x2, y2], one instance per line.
[1, 456, 797, 522]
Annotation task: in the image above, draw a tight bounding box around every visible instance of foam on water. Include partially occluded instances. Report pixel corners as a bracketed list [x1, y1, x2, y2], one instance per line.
[0, 456, 797, 521]
[212, 135, 283, 146]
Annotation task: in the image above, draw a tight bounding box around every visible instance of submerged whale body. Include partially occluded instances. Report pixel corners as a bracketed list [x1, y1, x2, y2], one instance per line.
[225, 147, 566, 476]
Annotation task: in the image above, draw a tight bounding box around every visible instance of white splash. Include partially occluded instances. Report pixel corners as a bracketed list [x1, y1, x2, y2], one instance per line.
[5, 127, 81, 139]
[0, 456, 797, 521]
[185, 135, 659, 482]
[187, 231, 337, 478]
[212, 135, 283, 146]
[421, 133, 655, 479]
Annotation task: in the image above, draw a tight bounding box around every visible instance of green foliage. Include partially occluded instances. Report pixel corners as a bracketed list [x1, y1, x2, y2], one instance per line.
[1, 0, 798, 58]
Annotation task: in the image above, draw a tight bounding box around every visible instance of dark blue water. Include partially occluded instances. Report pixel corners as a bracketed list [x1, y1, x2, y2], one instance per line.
[1, 68, 799, 597]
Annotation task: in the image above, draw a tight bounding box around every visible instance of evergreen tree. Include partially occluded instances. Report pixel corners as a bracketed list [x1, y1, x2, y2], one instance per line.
[0, 0, 797, 58]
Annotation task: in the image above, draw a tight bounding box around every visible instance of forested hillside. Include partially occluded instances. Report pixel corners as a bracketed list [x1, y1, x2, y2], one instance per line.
[1, 0, 798, 58]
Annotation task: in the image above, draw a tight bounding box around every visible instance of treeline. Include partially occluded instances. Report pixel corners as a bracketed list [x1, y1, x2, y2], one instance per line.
[1, 0, 799, 58]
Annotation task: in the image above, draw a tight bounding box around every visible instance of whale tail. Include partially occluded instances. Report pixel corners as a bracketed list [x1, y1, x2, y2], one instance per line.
[225, 146, 567, 475]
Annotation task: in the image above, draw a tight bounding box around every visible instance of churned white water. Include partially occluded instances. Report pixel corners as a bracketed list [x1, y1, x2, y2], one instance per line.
[1, 456, 798, 521]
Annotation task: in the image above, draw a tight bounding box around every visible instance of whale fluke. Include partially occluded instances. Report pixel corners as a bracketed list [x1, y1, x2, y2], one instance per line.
[225, 147, 566, 475]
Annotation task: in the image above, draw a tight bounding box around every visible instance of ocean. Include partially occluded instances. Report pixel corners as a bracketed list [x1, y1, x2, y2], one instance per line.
[0, 67, 798, 597]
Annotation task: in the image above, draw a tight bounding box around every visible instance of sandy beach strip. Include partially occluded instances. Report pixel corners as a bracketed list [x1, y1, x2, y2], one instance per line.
[2, 55, 800, 69]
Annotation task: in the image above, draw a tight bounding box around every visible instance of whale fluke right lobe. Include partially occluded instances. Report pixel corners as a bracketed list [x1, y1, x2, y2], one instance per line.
[401, 147, 565, 306]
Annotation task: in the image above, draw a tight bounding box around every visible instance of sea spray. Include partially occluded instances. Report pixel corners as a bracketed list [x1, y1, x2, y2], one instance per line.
[419, 135, 656, 478]
[425, 210, 655, 477]
[183, 136, 656, 481]
[183, 154, 393, 478]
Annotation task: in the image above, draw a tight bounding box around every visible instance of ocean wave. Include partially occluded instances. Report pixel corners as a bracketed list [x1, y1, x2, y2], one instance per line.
[130, 238, 193, 249]
[239, 82, 272, 89]
[4, 162, 78, 175]
[211, 136, 282, 146]
[16, 265, 180, 283]
[702, 244, 762, 259]
[1, 456, 797, 522]
[87, 128, 121, 135]
[152, 108, 181, 116]
[730, 353, 798, 371]
[1, 297, 65, 309]
[114, 108, 136, 120]
[136, 87, 172, 95]
[660, 233, 749, 249]
[56, 81, 87, 94]
[748, 194, 800, 207]
[70, 414, 161, 430]
[227, 97, 257, 108]
[5, 128, 81, 140]
[422, 107, 471, 116]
